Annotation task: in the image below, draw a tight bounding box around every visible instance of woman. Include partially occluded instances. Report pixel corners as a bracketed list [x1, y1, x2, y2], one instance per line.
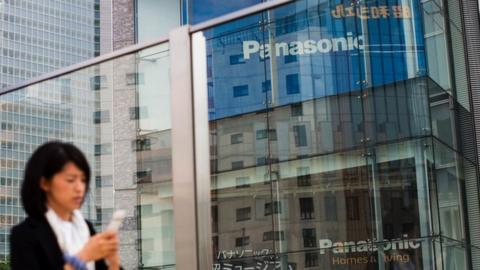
[10, 141, 121, 270]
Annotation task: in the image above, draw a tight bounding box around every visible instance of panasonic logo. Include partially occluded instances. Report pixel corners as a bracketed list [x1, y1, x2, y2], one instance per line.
[243, 32, 364, 60]
[319, 235, 421, 255]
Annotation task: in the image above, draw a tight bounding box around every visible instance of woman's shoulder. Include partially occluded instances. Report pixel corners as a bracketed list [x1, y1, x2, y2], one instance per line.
[10, 216, 46, 242]
[12, 216, 42, 232]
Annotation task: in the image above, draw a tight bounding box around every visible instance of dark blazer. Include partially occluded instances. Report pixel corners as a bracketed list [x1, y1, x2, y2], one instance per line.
[10, 216, 110, 270]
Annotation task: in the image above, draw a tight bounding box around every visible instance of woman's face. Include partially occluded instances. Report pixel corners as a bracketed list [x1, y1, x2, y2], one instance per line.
[41, 162, 87, 216]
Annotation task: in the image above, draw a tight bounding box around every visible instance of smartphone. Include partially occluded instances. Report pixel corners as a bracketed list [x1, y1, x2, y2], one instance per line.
[106, 209, 126, 232]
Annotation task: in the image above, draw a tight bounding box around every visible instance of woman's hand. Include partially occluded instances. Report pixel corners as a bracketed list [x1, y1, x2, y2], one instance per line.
[76, 231, 119, 262]
[106, 251, 120, 270]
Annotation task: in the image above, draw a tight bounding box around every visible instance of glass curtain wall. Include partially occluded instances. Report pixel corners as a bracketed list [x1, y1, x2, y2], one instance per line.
[200, 0, 477, 269]
[0, 0, 477, 269]
[0, 43, 174, 269]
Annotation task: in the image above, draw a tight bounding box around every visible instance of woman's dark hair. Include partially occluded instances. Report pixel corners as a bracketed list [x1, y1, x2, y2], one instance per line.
[21, 141, 91, 218]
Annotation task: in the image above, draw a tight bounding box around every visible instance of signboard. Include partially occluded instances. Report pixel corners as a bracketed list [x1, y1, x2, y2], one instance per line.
[213, 237, 422, 269]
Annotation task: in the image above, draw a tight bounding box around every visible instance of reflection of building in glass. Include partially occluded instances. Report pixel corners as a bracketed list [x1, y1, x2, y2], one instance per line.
[0, 0, 479, 269]
[206, 0, 426, 120]
[206, 0, 480, 269]
[91, 47, 172, 269]
[136, 130, 174, 268]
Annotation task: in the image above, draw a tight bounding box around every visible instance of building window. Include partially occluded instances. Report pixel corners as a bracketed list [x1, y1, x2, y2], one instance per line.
[324, 195, 337, 221]
[257, 157, 267, 166]
[212, 206, 218, 233]
[305, 252, 319, 267]
[0, 123, 12, 130]
[126, 72, 144, 85]
[231, 161, 244, 170]
[262, 80, 271, 92]
[139, 204, 154, 217]
[212, 236, 219, 258]
[94, 143, 112, 156]
[129, 106, 148, 120]
[235, 236, 250, 247]
[263, 231, 285, 241]
[256, 129, 277, 140]
[403, 223, 415, 235]
[93, 110, 110, 124]
[264, 170, 280, 185]
[233, 85, 249, 97]
[264, 201, 282, 216]
[293, 125, 308, 147]
[210, 159, 218, 172]
[132, 138, 151, 152]
[60, 78, 71, 103]
[346, 196, 359, 220]
[96, 208, 102, 221]
[384, 223, 394, 239]
[230, 133, 243, 144]
[291, 103, 303, 116]
[257, 157, 279, 166]
[235, 177, 250, 188]
[297, 167, 311, 186]
[230, 54, 245, 65]
[90, 75, 106, 90]
[284, 54, 297, 64]
[303, 228, 317, 248]
[95, 175, 113, 188]
[299, 197, 314, 220]
[276, 14, 298, 35]
[135, 169, 152, 183]
[286, 74, 300, 94]
[236, 207, 251, 222]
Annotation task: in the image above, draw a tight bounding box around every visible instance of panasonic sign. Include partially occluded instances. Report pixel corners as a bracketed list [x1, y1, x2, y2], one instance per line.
[243, 32, 364, 60]
[318, 236, 421, 255]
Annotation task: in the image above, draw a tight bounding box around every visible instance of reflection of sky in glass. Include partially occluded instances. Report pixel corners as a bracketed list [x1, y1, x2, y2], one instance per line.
[137, 46, 171, 132]
[190, 0, 262, 24]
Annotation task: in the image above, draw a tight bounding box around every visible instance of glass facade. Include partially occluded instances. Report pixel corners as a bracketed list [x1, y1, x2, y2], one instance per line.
[0, 0, 97, 88]
[0, 0, 479, 269]
[202, 0, 478, 269]
[0, 43, 173, 269]
[0, 0, 98, 262]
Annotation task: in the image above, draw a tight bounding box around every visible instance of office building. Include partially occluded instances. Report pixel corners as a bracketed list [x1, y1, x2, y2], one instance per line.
[0, 0, 99, 87]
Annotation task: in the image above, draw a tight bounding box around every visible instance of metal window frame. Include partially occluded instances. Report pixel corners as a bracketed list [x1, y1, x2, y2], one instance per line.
[170, 25, 198, 270]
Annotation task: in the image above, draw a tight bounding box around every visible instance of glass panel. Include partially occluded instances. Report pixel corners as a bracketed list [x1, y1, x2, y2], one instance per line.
[368, 139, 436, 269]
[197, 0, 465, 269]
[136, 0, 181, 43]
[429, 89, 455, 148]
[432, 139, 465, 242]
[445, 0, 470, 111]
[421, 0, 451, 91]
[442, 238, 467, 270]
[363, 77, 431, 147]
[274, 148, 372, 269]
[0, 43, 173, 269]
[205, 12, 272, 270]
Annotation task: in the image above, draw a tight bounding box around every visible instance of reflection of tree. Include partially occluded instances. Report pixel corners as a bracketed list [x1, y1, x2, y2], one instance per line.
[0, 260, 9, 270]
